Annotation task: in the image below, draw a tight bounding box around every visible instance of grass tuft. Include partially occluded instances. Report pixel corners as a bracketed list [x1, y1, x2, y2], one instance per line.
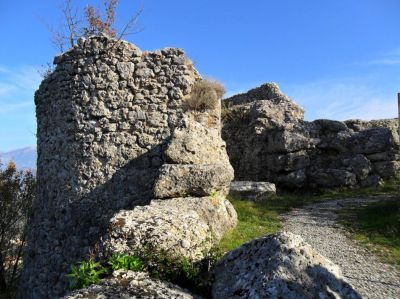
[185, 79, 225, 110]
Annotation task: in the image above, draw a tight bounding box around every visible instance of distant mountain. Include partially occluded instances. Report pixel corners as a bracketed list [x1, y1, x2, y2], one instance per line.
[0, 146, 37, 170]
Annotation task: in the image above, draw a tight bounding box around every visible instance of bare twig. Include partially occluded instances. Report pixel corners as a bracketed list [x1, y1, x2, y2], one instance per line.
[106, 3, 144, 51]
[62, 0, 81, 48]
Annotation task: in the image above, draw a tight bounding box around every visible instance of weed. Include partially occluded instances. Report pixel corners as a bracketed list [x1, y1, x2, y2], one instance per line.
[66, 259, 107, 290]
[108, 253, 143, 271]
[185, 79, 225, 110]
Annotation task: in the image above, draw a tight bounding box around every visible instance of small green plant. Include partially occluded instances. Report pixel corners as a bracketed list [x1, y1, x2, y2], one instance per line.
[108, 253, 144, 271]
[66, 259, 106, 290]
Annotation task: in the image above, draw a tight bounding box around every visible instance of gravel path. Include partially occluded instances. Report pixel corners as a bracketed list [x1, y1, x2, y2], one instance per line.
[281, 196, 400, 299]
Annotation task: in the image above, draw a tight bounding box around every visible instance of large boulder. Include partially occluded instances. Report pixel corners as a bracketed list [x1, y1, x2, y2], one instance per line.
[308, 169, 357, 188]
[229, 181, 276, 201]
[101, 196, 237, 261]
[153, 164, 233, 198]
[212, 231, 361, 299]
[222, 83, 309, 186]
[165, 120, 230, 165]
[63, 270, 198, 299]
[226, 83, 305, 123]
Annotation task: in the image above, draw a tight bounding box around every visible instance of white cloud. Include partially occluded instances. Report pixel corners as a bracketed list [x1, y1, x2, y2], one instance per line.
[285, 78, 398, 121]
[361, 47, 400, 66]
[0, 101, 33, 113]
[0, 83, 16, 96]
[0, 65, 41, 92]
[0, 65, 41, 114]
[366, 59, 400, 66]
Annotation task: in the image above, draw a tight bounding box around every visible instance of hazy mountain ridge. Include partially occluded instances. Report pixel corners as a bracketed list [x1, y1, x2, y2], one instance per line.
[0, 146, 37, 169]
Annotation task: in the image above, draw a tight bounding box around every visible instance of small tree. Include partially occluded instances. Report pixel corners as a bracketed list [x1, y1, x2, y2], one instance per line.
[0, 161, 35, 294]
[47, 0, 143, 52]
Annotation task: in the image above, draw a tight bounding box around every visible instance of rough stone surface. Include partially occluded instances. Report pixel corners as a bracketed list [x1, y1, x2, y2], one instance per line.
[19, 35, 234, 298]
[229, 181, 276, 201]
[282, 197, 400, 299]
[212, 231, 361, 299]
[164, 119, 230, 165]
[101, 196, 237, 261]
[62, 270, 199, 299]
[154, 164, 233, 198]
[222, 83, 400, 189]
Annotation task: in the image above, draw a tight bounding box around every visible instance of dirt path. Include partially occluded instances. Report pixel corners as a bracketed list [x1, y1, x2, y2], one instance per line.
[281, 196, 400, 299]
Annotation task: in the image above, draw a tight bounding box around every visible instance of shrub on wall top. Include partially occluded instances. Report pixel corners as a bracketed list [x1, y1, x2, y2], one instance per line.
[185, 79, 225, 110]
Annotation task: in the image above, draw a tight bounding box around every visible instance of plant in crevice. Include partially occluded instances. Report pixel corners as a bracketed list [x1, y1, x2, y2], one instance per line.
[185, 79, 225, 111]
[108, 253, 143, 271]
[66, 245, 223, 296]
[66, 259, 107, 290]
[0, 161, 35, 294]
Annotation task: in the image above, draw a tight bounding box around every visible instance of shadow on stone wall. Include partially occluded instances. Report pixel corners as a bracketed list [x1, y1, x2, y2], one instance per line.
[20, 144, 166, 298]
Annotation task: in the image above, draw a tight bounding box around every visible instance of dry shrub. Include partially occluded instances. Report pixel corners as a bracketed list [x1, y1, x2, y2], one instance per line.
[185, 79, 225, 110]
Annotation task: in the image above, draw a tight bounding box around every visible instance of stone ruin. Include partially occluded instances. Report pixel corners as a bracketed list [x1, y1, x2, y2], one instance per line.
[19, 36, 236, 298]
[222, 83, 400, 189]
[18, 36, 396, 298]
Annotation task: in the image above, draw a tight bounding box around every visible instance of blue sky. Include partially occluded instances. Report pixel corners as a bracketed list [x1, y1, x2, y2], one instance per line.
[0, 0, 399, 151]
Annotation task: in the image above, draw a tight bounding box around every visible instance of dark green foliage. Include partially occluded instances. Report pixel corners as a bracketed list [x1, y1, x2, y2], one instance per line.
[0, 161, 35, 295]
[108, 253, 143, 271]
[128, 247, 220, 297]
[67, 248, 220, 296]
[66, 260, 107, 290]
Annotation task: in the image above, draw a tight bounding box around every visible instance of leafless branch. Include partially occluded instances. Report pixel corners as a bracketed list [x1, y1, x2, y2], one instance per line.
[107, 3, 144, 51]
[61, 0, 81, 48]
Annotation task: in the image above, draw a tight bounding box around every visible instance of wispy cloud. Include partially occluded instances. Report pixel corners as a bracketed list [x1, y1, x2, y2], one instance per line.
[0, 65, 41, 115]
[362, 47, 400, 66]
[285, 77, 398, 121]
[366, 59, 400, 66]
[0, 101, 33, 113]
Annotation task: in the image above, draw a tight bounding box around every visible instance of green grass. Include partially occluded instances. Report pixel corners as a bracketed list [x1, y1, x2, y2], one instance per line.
[339, 198, 400, 268]
[216, 194, 331, 253]
[216, 197, 282, 251]
[216, 179, 400, 254]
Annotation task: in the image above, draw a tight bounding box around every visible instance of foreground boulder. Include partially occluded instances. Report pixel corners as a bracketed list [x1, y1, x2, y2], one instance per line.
[229, 181, 276, 200]
[63, 270, 198, 299]
[212, 231, 361, 299]
[102, 195, 237, 262]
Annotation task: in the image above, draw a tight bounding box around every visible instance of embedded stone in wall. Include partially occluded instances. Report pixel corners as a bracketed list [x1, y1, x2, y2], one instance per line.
[153, 164, 233, 198]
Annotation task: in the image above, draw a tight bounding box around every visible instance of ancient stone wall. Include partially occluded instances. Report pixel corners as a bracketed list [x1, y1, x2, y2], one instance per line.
[19, 36, 220, 298]
[222, 83, 400, 189]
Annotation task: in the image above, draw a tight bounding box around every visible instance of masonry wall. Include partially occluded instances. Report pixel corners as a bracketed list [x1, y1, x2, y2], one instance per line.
[222, 83, 400, 189]
[19, 36, 199, 298]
